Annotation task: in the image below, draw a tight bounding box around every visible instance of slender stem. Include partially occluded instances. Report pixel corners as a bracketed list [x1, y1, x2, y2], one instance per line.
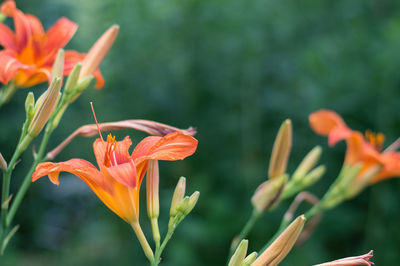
[131, 222, 154, 263]
[0, 136, 27, 254]
[229, 210, 260, 257]
[150, 218, 160, 250]
[153, 225, 175, 265]
[6, 127, 52, 227]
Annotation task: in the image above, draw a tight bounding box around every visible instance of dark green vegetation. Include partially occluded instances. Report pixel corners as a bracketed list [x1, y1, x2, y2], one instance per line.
[1, 0, 400, 265]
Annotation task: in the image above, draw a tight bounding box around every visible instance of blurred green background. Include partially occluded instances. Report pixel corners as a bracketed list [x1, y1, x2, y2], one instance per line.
[1, 0, 400, 265]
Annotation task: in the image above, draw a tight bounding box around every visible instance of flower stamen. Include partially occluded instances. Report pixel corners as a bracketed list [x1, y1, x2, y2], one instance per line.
[365, 130, 385, 152]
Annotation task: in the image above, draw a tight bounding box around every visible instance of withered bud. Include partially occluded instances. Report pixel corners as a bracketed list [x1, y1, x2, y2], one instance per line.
[314, 250, 374, 266]
[47, 120, 196, 160]
[269, 119, 292, 178]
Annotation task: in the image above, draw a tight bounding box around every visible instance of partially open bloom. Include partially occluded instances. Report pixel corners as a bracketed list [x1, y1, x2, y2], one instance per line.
[0, 0, 105, 88]
[32, 131, 198, 224]
[310, 109, 400, 184]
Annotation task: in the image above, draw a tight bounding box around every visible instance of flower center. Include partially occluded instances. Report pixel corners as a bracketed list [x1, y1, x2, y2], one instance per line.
[365, 130, 385, 152]
[104, 133, 117, 167]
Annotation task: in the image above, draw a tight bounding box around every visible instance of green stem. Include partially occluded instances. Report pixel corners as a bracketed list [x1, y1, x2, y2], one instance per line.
[229, 210, 260, 257]
[150, 218, 160, 250]
[131, 222, 154, 264]
[6, 126, 52, 227]
[153, 225, 175, 266]
[0, 135, 29, 254]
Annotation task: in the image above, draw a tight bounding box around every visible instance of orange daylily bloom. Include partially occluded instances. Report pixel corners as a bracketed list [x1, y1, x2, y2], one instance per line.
[0, 0, 104, 88]
[309, 109, 400, 183]
[32, 131, 198, 224]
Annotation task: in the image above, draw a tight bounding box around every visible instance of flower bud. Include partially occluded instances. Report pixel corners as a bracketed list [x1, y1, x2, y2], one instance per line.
[0, 152, 7, 170]
[24, 92, 35, 120]
[52, 49, 64, 81]
[242, 252, 257, 266]
[170, 176, 186, 217]
[80, 25, 119, 81]
[27, 77, 61, 138]
[269, 119, 292, 178]
[146, 160, 159, 219]
[228, 239, 248, 266]
[63, 63, 81, 96]
[302, 165, 325, 188]
[176, 196, 190, 215]
[251, 174, 287, 213]
[292, 146, 322, 182]
[345, 164, 381, 199]
[184, 191, 200, 215]
[252, 215, 306, 266]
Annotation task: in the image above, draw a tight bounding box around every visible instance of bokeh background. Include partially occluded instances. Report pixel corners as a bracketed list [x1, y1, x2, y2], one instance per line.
[1, 0, 400, 265]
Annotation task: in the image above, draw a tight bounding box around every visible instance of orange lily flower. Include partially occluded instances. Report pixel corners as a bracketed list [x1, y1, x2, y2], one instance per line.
[0, 0, 103, 88]
[309, 109, 400, 183]
[32, 131, 198, 224]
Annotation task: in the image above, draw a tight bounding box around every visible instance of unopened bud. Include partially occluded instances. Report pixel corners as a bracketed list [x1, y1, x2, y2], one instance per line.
[28, 77, 61, 138]
[80, 25, 119, 81]
[24, 92, 35, 120]
[52, 49, 64, 81]
[63, 63, 81, 96]
[170, 177, 186, 217]
[302, 165, 325, 188]
[269, 119, 292, 178]
[228, 239, 248, 266]
[345, 164, 381, 199]
[146, 160, 159, 219]
[176, 196, 190, 215]
[68, 75, 94, 103]
[242, 252, 257, 266]
[292, 146, 322, 182]
[185, 191, 200, 215]
[0, 152, 7, 170]
[252, 215, 306, 266]
[251, 174, 287, 213]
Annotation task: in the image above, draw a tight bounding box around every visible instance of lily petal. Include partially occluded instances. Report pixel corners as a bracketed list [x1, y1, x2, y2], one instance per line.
[132, 131, 198, 165]
[0, 50, 28, 84]
[0, 24, 16, 50]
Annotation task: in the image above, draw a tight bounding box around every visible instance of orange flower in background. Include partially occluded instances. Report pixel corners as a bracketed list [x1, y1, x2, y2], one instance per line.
[32, 131, 198, 224]
[0, 0, 104, 88]
[309, 109, 400, 183]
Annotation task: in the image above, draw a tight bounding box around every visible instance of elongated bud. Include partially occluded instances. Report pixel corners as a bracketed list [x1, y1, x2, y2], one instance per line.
[176, 196, 190, 215]
[0, 152, 7, 170]
[63, 63, 82, 96]
[52, 49, 64, 81]
[184, 191, 200, 215]
[170, 177, 186, 217]
[252, 215, 306, 266]
[228, 239, 248, 266]
[345, 164, 381, 199]
[24, 92, 35, 120]
[314, 250, 374, 266]
[292, 146, 322, 182]
[146, 160, 159, 219]
[27, 78, 61, 137]
[80, 25, 119, 81]
[302, 165, 325, 188]
[269, 119, 292, 178]
[251, 174, 287, 213]
[242, 252, 257, 266]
